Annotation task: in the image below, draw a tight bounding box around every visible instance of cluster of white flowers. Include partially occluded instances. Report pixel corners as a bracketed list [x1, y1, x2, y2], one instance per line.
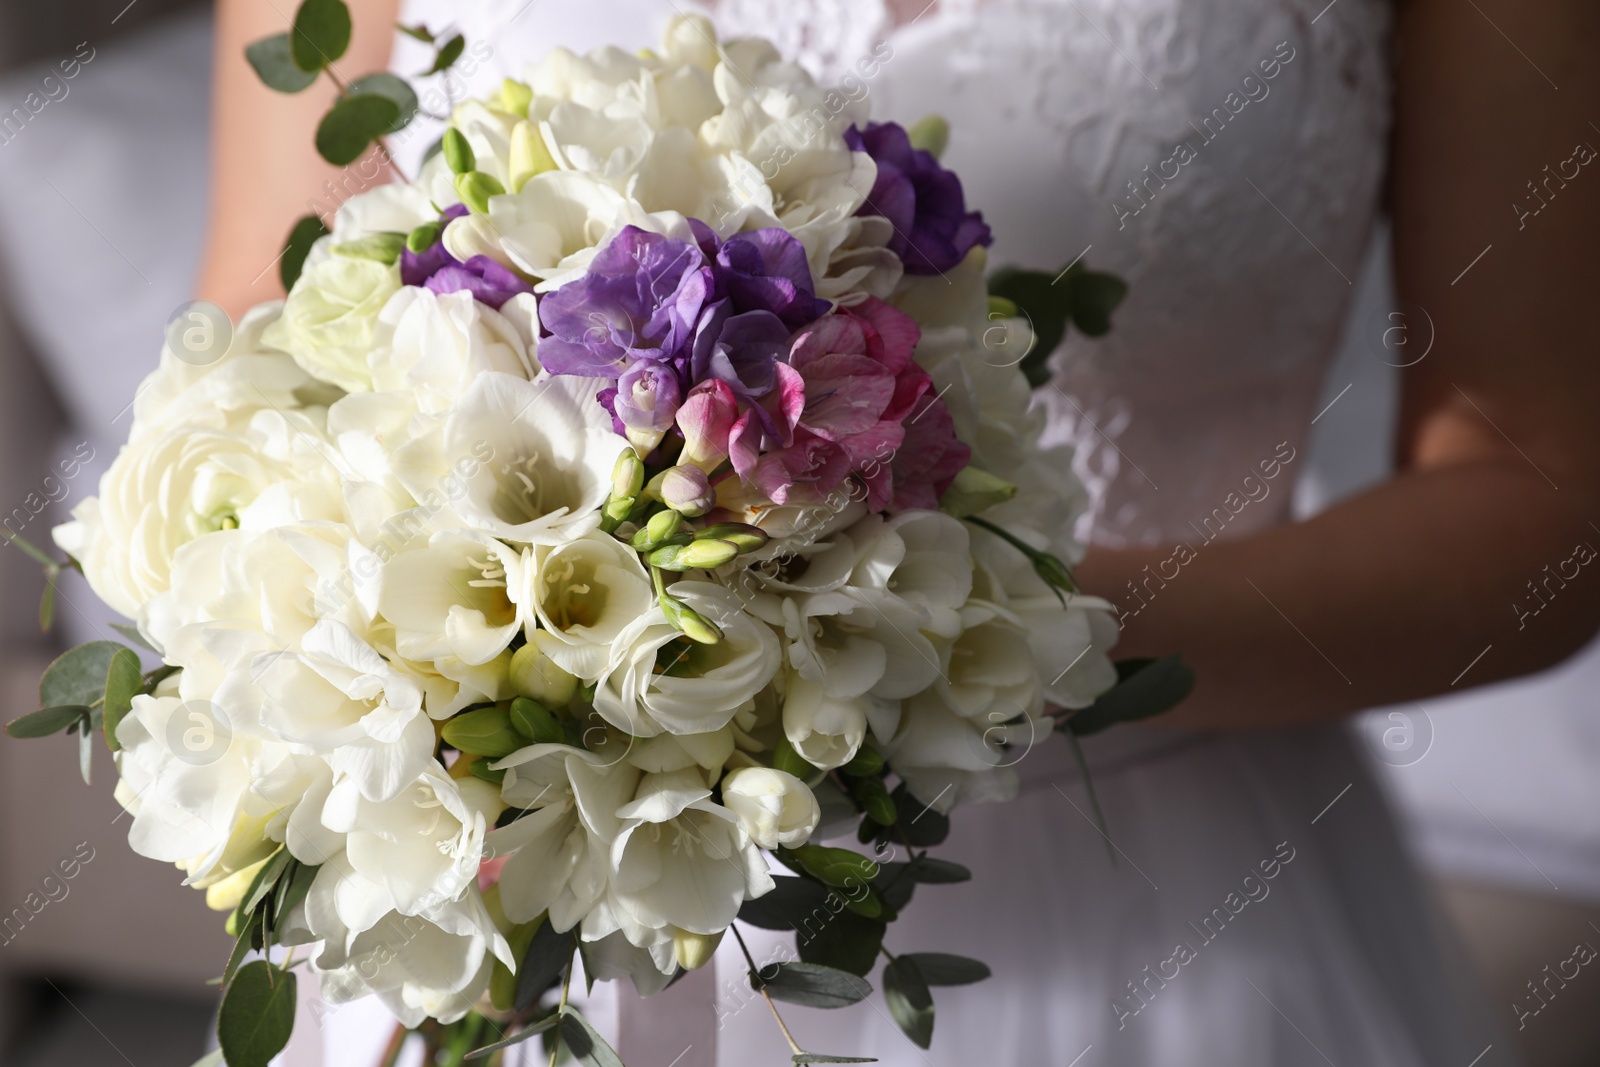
[55, 16, 1116, 1026]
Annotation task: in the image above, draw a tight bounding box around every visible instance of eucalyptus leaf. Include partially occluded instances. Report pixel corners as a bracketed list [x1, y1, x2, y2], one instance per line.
[889, 783, 949, 847]
[464, 1013, 559, 1061]
[514, 919, 575, 1012]
[218, 961, 297, 1067]
[737, 875, 832, 931]
[796, 909, 885, 977]
[5, 705, 88, 739]
[275, 861, 318, 927]
[904, 857, 970, 884]
[883, 957, 934, 1049]
[280, 214, 329, 290]
[397, 22, 435, 43]
[291, 0, 352, 71]
[39, 577, 56, 632]
[222, 911, 260, 988]
[901, 952, 990, 986]
[988, 262, 1126, 387]
[245, 34, 319, 93]
[1067, 654, 1194, 737]
[41, 641, 128, 708]
[758, 962, 871, 1009]
[315, 94, 402, 166]
[426, 33, 466, 75]
[348, 72, 419, 131]
[237, 849, 291, 922]
[102, 647, 142, 752]
[109, 622, 156, 652]
[1069, 268, 1128, 336]
[559, 1009, 624, 1067]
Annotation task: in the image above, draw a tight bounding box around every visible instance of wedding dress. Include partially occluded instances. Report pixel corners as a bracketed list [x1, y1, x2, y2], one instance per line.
[280, 1, 1519, 1065]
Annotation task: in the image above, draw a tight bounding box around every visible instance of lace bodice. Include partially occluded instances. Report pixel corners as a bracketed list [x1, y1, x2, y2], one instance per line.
[396, 0, 1392, 547]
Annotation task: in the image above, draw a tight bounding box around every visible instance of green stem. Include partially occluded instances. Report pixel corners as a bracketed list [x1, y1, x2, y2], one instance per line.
[1066, 731, 1116, 868]
[730, 925, 804, 1056]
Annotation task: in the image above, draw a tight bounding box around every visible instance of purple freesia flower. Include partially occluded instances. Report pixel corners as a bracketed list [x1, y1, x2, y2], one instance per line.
[398, 205, 535, 310]
[714, 228, 831, 329]
[537, 226, 712, 379]
[844, 121, 992, 275]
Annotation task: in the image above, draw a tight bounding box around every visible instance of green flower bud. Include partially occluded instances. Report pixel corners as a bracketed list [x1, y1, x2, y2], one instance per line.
[786, 844, 879, 889]
[652, 538, 738, 571]
[695, 522, 770, 553]
[1033, 552, 1077, 593]
[405, 219, 448, 254]
[840, 746, 884, 777]
[663, 597, 723, 645]
[441, 705, 523, 759]
[907, 114, 950, 158]
[454, 170, 506, 215]
[612, 449, 645, 500]
[331, 231, 408, 265]
[509, 641, 579, 708]
[939, 465, 1019, 519]
[508, 696, 566, 745]
[659, 465, 714, 517]
[498, 78, 534, 117]
[645, 508, 684, 545]
[441, 127, 475, 175]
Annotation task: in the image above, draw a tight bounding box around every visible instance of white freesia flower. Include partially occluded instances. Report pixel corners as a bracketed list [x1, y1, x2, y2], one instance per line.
[489, 743, 641, 931]
[251, 620, 434, 801]
[392, 372, 624, 547]
[605, 768, 773, 939]
[369, 288, 537, 414]
[321, 766, 487, 916]
[262, 253, 401, 393]
[720, 766, 819, 848]
[443, 170, 630, 283]
[526, 531, 655, 679]
[881, 689, 1035, 813]
[294, 858, 512, 1027]
[936, 601, 1044, 721]
[378, 529, 528, 667]
[781, 669, 873, 770]
[55, 406, 344, 621]
[593, 581, 780, 736]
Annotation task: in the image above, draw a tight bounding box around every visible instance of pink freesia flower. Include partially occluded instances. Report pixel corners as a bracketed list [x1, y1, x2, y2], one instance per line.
[678, 379, 739, 473]
[725, 297, 964, 511]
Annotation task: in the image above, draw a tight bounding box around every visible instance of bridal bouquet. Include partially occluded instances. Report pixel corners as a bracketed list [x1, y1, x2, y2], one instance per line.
[7, 8, 1184, 1065]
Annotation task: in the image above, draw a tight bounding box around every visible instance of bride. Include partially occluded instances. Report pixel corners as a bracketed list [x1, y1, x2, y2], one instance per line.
[196, 0, 1600, 1064]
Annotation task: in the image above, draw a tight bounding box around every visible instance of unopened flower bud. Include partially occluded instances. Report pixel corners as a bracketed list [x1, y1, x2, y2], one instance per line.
[454, 170, 506, 215]
[441, 705, 523, 759]
[508, 120, 557, 192]
[660, 465, 714, 517]
[1032, 552, 1077, 593]
[662, 596, 723, 645]
[406, 219, 448, 254]
[441, 127, 476, 175]
[908, 114, 950, 158]
[695, 522, 769, 553]
[651, 538, 738, 571]
[509, 639, 579, 708]
[612, 448, 646, 501]
[332, 231, 407, 265]
[673, 927, 724, 971]
[498, 78, 534, 117]
[508, 696, 566, 745]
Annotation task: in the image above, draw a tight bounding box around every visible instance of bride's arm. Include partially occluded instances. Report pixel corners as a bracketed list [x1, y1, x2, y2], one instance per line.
[1078, 0, 1600, 728]
[196, 0, 400, 320]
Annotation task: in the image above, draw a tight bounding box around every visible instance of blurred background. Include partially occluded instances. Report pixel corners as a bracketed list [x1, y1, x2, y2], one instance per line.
[0, 2, 1594, 1065]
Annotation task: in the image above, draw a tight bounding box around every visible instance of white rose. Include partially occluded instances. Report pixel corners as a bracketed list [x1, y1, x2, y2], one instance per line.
[369, 288, 536, 414]
[262, 252, 400, 392]
[592, 581, 781, 737]
[720, 766, 819, 848]
[55, 407, 344, 621]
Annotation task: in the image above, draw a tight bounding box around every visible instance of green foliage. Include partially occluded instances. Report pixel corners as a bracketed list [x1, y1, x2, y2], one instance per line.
[41, 641, 128, 708]
[514, 919, 576, 1012]
[102, 647, 142, 752]
[5, 705, 87, 739]
[987, 262, 1128, 387]
[218, 961, 297, 1067]
[558, 1009, 624, 1067]
[883, 957, 934, 1048]
[1067, 654, 1195, 737]
[280, 214, 329, 290]
[315, 93, 401, 165]
[290, 0, 353, 72]
[348, 73, 419, 131]
[464, 1013, 559, 1061]
[426, 34, 466, 76]
[758, 962, 872, 1009]
[737, 875, 832, 931]
[245, 35, 318, 93]
[900, 952, 990, 986]
[797, 908, 886, 977]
